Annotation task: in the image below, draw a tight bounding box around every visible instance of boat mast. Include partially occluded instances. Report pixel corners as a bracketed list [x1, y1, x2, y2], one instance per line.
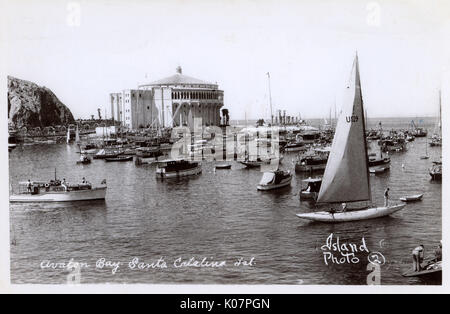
[267, 72, 273, 125]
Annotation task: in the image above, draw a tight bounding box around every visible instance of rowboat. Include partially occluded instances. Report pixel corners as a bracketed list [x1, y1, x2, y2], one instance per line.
[296, 54, 406, 223]
[215, 163, 232, 169]
[399, 194, 423, 202]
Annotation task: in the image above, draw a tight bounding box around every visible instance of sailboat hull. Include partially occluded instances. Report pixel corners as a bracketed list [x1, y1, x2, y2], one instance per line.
[296, 204, 406, 223]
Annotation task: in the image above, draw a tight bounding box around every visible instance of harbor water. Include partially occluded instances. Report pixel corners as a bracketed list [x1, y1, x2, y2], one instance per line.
[9, 118, 441, 285]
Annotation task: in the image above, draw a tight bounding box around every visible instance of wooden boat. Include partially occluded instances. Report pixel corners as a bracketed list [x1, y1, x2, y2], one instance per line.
[402, 261, 441, 278]
[10, 180, 107, 202]
[76, 156, 91, 164]
[295, 148, 329, 173]
[105, 156, 133, 162]
[93, 149, 122, 159]
[429, 161, 442, 181]
[300, 178, 322, 201]
[284, 141, 307, 152]
[369, 165, 390, 174]
[215, 163, 232, 169]
[368, 156, 390, 167]
[257, 170, 292, 191]
[240, 155, 283, 168]
[156, 159, 202, 179]
[399, 194, 423, 202]
[135, 156, 158, 165]
[297, 55, 406, 223]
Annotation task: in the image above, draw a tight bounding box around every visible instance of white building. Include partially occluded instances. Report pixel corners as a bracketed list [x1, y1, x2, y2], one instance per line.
[111, 66, 225, 130]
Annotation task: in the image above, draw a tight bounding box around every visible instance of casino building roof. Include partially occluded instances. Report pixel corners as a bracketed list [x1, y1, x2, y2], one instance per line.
[140, 66, 217, 89]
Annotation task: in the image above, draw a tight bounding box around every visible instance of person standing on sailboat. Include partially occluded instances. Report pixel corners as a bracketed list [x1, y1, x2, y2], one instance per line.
[384, 188, 390, 207]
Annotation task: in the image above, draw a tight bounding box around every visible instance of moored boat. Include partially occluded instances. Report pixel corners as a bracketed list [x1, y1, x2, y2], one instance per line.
[105, 156, 133, 162]
[369, 165, 390, 174]
[240, 155, 283, 168]
[300, 178, 322, 201]
[215, 163, 232, 169]
[294, 148, 329, 173]
[257, 170, 292, 191]
[429, 161, 442, 181]
[156, 159, 202, 179]
[76, 155, 91, 164]
[93, 149, 122, 159]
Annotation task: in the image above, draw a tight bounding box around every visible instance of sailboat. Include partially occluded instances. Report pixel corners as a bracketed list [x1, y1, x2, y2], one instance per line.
[296, 54, 406, 223]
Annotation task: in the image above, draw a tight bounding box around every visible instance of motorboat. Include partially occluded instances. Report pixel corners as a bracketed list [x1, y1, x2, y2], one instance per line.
[240, 155, 284, 168]
[257, 170, 292, 191]
[10, 179, 107, 202]
[429, 161, 442, 181]
[295, 148, 329, 173]
[369, 165, 390, 174]
[156, 159, 202, 179]
[300, 178, 322, 201]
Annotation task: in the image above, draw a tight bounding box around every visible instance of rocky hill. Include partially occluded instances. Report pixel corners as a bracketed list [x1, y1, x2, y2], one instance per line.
[8, 76, 75, 129]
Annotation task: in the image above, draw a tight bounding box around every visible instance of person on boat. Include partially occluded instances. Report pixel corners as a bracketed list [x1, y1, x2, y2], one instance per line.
[27, 179, 32, 193]
[384, 188, 390, 207]
[412, 245, 425, 272]
[62, 178, 67, 191]
[341, 203, 347, 212]
[82, 177, 87, 184]
[434, 241, 442, 262]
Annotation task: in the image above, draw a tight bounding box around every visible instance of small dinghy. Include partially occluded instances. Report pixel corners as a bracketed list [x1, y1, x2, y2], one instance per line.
[105, 156, 133, 162]
[399, 194, 423, 202]
[257, 170, 292, 191]
[369, 165, 390, 174]
[76, 156, 91, 165]
[215, 163, 232, 170]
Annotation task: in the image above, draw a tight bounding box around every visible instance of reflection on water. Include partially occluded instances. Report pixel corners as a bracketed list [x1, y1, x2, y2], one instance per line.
[9, 132, 441, 285]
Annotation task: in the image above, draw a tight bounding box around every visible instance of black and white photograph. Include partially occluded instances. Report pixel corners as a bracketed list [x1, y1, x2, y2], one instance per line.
[1, 0, 448, 292]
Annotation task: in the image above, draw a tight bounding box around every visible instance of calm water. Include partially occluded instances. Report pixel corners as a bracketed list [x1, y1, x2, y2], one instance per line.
[9, 120, 441, 285]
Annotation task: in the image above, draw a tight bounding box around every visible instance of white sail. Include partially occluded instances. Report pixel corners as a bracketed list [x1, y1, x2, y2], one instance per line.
[66, 128, 70, 144]
[316, 55, 371, 204]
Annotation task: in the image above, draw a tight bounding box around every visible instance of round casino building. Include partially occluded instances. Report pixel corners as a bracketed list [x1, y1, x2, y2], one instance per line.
[138, 66, 225, 129]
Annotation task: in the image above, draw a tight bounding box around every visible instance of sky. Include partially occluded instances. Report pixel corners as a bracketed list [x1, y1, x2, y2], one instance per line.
[1, 0, 449, 120]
